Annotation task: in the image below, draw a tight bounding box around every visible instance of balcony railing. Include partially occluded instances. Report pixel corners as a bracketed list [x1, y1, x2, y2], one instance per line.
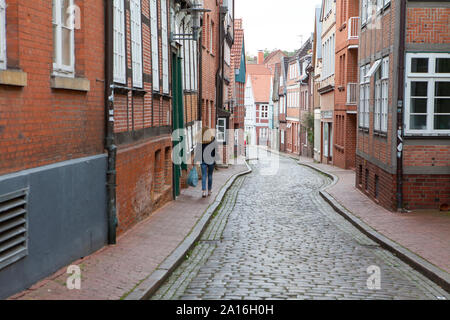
[347, 83, 358, 105]
[348, 17, 360, 40]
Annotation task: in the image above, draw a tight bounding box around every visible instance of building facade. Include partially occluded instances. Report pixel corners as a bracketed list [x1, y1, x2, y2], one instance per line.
[333, 0, 359, 170]
[0, 0, 107, 299]
[356, 0, 450, 211]
[231, 18, 246, 157]
[245, 54, 272, 146]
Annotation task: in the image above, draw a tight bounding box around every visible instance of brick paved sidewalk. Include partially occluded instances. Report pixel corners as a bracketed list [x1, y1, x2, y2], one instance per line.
[9, 159, 248, 300]
[283, 152, 450, 274]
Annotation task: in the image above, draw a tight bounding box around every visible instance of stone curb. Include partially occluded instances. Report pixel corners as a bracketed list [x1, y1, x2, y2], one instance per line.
[298, 161, 450, 294]
[124, 161, 253, 300]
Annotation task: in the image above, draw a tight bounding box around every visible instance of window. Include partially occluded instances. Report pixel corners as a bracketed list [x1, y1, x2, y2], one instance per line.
[161, 0, 169, 94]
[359, 64, 370, 128]
[323, 0, 332, 16]
[183, 21, 190, 91]
[361, 0, 370, 25]
[260, 105, 268, 119]
[113, 0, 126, 83]
[381, 57, 389, 132]
[53, 0, 75, 77]
[130, 0, 142, 88]
[322, 33, 335, 79]
[0, 0, 6, 70]
[210, 21, 214, 54]
[150, 0, 159, 91]
[217, 118, 226, 142]
[374, 57, 389, 132]
[405, 53, 450, 134]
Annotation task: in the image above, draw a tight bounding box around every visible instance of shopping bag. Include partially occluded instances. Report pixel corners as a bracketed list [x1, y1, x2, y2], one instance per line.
[187, 167, 198, 187]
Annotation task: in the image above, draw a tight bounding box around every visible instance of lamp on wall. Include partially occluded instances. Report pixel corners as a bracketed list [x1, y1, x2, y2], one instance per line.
[171, 0, 210, 41]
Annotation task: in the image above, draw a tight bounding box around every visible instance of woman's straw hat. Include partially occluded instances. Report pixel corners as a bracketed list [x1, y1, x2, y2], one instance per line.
[202, 126, 215, 144]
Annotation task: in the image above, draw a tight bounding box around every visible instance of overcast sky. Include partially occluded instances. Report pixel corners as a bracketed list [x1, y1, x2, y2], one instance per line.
[235, 0, 322, 56]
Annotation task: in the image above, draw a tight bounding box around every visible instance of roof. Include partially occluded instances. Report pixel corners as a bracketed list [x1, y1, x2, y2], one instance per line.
[247, 64, 272, 103]
[231, 21, 244, 68]
[264, 50, 287, 65]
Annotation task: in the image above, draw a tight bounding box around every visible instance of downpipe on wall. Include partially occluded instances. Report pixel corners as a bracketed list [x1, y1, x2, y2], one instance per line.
[105, 0, 117, 244]
[396, 0, 406, 212]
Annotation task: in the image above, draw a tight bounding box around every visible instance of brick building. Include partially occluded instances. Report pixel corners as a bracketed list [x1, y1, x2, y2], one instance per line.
[333, 0, 359, 169]
[0, 0, 107, 298]
[356, 0, 450, 211]
[284, 40, 312, 156]
[278, 56, 289, 152]
[200, 0, 219, 130]
[230, 18, 246, 157]
[244, 54, 272, 146]
[112, 0, 173, 235]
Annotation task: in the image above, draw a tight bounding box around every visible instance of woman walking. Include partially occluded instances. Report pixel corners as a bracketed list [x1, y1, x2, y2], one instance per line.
[200, 127, 217, 198]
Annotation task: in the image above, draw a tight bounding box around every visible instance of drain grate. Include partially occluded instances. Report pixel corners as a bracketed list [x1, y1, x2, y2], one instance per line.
[0, 189, 29, 270]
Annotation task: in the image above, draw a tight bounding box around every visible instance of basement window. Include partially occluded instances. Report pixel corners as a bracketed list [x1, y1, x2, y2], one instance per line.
[0, 189, 28, 271]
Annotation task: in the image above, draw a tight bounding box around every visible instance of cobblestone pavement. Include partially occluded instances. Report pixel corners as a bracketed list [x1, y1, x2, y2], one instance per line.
[152, 152, 449, 300]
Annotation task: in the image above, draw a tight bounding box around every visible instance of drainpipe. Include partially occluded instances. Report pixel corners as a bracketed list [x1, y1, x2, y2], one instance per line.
[216, 6, 226, 124]
[105, 0, 117, 244]
[396, 0, 407, 211]
[198, 25, 203, 122]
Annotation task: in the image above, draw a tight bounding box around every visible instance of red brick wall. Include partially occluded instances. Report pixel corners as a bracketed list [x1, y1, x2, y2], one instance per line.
[403, 175, 450, 210]
[116, 138, 172, 235]
[406, 7, 450, 44]
[0, 0, 105, 176]
[201, 0, 220, 129]
[356, 155, 397, 211]
[114, 0, 173, 235]
[404, 145, 450, 168]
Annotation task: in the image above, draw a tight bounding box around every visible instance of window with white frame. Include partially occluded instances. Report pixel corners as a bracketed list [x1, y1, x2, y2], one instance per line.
[53, 0, 75, 77]
[323, 0, 332, 16]
[322, 33, 335, 79]
[150, 0, 159, 91]
[374, 57, 389, 132]
[161, 0, 169, 94]
[405, 53, 450, 134]
[361, 0, 371, 25]
[183, 21, 191, 91]
[217, 118, 226, 142]
[113, 0, 126, 83]
[210, 20, 213, 54]
[359, 64, 370, 128]
[260, 105, 268, 118]
[130, 0, 142, 88]
[0, 0, 6, 70]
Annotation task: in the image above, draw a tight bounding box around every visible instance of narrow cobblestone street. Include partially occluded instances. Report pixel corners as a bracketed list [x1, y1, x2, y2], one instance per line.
[152, 152, 449, 300]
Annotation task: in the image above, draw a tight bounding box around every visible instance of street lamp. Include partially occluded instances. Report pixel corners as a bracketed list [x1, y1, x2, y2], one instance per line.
[171, 0, 210, 41]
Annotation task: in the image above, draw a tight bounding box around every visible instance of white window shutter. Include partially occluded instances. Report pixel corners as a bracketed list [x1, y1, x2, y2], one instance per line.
[130, 0, 142, 88]
[161, 0, 169, 94]
[151, 0, 159, 91]
[0, 0, 6, 70]
[113, 0, 126, 84]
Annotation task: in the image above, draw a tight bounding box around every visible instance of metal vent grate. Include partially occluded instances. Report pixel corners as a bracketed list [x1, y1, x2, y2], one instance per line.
[0, 189, 28, 270]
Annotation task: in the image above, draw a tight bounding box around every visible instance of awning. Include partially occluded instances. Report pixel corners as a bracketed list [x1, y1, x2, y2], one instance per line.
[365, 59, 381, 79]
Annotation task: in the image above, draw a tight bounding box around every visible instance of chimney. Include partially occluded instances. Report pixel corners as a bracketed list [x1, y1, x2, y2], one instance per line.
[257, 50, 264, 65]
